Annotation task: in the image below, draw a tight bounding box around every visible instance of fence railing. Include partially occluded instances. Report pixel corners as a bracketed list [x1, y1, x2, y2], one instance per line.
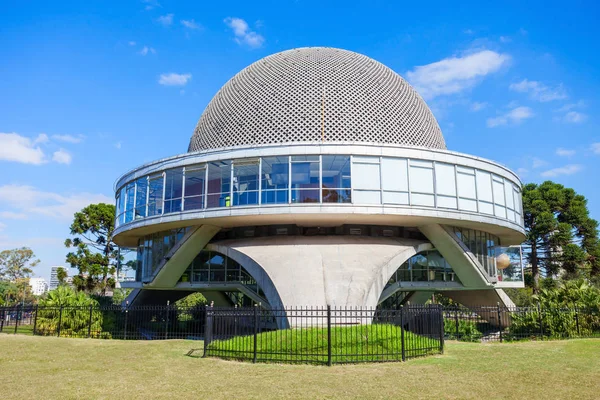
[203, 305, 444, 364]
[1, 303, 598, 347]
[443, 304, 600, 342]
[0, 304, 207, 340]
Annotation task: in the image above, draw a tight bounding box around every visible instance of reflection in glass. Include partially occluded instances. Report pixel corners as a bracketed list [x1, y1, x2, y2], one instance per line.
[387, 250, 459, 285]
[135, 177, 147, 219]
[184, 166, 205, 211]
[322, 155, 351, 203]
[125, 183, 135, 223]
[261, 156, 289, 204]
[164, 168, 183, 214]
[233, 160, 259, 206]
[291, 158, 319, 203]
[207, 161, 231, 208]
[147, 174, 164, 217]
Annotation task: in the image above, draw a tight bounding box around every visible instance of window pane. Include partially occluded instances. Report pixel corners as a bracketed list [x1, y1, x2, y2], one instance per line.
[322, 155, 351, 203]
[291, 159, 319, 203]
[135, 177, 147, 219]
[261, 157, 289, 204]
[148, 175, 164, 216]
[233, 161, 259, 206]
[207, 161, 231, 208]
[125, 183, 135, 223]
[164, 168, 183, 214]
[184, 167, 205, 211]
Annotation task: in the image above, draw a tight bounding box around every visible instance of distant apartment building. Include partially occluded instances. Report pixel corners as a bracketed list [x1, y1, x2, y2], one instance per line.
[49, 266, 66, 290]
[29, 277, 48, 296]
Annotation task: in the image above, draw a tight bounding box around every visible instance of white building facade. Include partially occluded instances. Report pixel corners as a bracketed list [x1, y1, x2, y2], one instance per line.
[29, 277, 48, 296]
[114, 48, 525, 317]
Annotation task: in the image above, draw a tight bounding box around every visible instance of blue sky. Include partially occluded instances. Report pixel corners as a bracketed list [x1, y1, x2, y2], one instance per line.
[1, 0, 599, 282]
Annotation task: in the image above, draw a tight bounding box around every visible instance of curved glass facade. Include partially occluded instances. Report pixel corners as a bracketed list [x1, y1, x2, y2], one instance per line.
[115, 154, 523, 229]
[387, 250, 461, 285]
[135, 228, 190, 282]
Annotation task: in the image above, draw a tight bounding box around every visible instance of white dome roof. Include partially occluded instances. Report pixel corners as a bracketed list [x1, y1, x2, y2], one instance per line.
[189, 47, 445, 152]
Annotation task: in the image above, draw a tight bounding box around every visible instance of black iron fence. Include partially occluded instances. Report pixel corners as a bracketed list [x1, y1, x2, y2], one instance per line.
[203, 305, 444, 364]
[443, 304, 600, 342]
[0, 304, 207, 340]
[2, 303, 598, 348]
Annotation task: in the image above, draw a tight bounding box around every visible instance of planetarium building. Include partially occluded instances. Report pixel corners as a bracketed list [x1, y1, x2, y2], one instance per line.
[115, 47, 525, 312]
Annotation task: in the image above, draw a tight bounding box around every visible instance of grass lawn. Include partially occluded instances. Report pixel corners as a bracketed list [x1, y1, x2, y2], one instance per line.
[0, 335, 599, 399]
[208, 324, 440, 363]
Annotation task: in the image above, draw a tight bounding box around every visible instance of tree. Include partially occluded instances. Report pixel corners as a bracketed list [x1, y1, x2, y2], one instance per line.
[0, 247, 40, 281]
[65, 203, 118, 295]
[56, 267, 68, 286]
[523, 181, 600, 292]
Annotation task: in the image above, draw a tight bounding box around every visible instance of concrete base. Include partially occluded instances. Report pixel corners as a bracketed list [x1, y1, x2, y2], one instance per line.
[444, 289, 515, 328]
[209, 235, 431, 312]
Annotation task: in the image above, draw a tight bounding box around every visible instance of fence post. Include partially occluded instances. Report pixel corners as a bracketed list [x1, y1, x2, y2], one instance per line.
[454, 305, 459, 339]
[0, 308, 4, 333]
[327, 305, 332, 366]
[253, 304, 258, 363]
[165, 300, 170, 340]
[57, 305, 63, 337]
[33, 304, 39, 335]
[438, 305, 445, 353]
[538, 303, 544, 339]
[124, 301, 129, 340]
[497, 302, 503, 343]
[14, 305, 20, 334]
[203, 304, 213, 357]
[574, 306, 580, 337]
[86, 305, 93, 338]
[400, 305, 406, 361]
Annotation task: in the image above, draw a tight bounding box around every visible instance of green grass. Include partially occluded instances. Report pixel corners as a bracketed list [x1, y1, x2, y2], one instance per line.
[1, 335, 599, 399]
[0, 324, 34, 335]
[208, 324, 440, 363]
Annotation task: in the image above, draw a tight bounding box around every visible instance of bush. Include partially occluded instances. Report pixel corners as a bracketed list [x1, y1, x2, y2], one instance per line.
[444, 318, 483, 342]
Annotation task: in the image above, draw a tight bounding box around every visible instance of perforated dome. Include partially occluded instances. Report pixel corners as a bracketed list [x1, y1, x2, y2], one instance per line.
[188, 47, 446, 152]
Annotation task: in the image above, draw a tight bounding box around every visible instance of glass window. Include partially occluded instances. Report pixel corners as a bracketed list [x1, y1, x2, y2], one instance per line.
[148, 174, 164, 217]
[261, 156, 289, 204]
[233, 160, 259, 206]
[184, 166, 205, 211]
[135, 177, 147, 219]
[116, 186, 126, 226]
[164, 168, 183, 214]
[291, 157, 319, 203]
[321, 155, 351, 203]
[207, 161, 231, 208]
[124, 182, 135, 223]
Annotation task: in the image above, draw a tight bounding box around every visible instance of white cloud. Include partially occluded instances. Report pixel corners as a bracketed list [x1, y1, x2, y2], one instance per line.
[540, 164, 583, 178]
[142, 0, 160, 10]
[557, 101, 585, 113]
[115, 141, 122, 150]
[405, 50, 511, 100]
[0, 185, 112, 221]
[532, 157, 548, 169]
[157, 13, 174, 26]
[509, 79, 567, 102]
[0, 211, 28, 219]
[556, 148, 575, 157]
[591, 143, 600, 154]
[52, 149, 72, 165]
[0, 132, 46, 165]
[128, 41, 136, 46]
[563, 111, 587, 124]
[139, 46, 156, 56]
[224, 17, 265, 49]
[0, 222, 6, 232]
[486, 106, 533, 127]
[52, 134, 83, 143]
[463, 29, 474, 35]
[33, 133, 49, 144]
[516, 167, 529, 177]
[158, 73, 192, 86]
[499, 36, 511, 43]
[470, 102, 487, 111]
[181, 19, 201, 29]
